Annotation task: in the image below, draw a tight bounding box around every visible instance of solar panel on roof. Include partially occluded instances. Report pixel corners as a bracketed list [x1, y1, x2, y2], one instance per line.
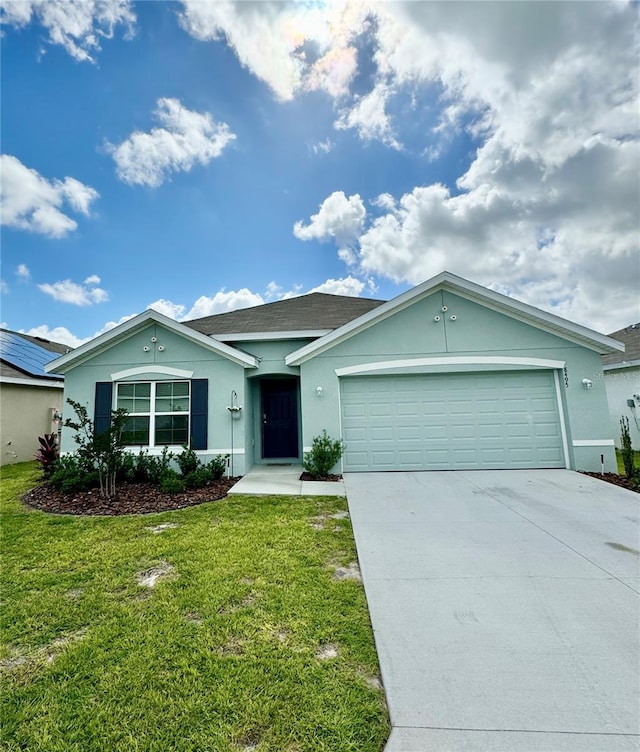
[0, 331, 63, 378]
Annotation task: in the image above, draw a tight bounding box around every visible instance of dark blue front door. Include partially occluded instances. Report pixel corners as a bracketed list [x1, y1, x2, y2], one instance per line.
[261, 379, 299, 459]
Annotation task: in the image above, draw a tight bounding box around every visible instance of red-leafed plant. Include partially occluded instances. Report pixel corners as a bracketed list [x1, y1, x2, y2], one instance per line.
[35, 433, 59, 478]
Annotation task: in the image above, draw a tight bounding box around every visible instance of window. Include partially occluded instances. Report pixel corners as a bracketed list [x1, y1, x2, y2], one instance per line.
[116, 381, 190, 447]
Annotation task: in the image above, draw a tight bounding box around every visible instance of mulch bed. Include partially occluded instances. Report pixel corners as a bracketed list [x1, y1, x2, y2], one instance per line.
[580, 472, 639, 493]
[22, 478, 240, 516]
[299, 472, 342, 482]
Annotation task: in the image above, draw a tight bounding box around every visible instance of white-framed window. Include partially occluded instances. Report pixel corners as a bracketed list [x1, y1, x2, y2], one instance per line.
[116, 381, 190, 447]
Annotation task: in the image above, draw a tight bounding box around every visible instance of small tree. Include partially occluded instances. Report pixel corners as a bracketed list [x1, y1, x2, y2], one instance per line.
[620, 415, 635, 478]
[303, 430, 345, 479]
[64, 398, 129, 500]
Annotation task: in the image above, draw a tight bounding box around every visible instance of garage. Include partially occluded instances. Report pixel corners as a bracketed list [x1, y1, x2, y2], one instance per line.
[340, 370, 566, 471]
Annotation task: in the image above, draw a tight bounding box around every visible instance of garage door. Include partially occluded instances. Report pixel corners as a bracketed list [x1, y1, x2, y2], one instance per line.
[340, 371, 565, 471]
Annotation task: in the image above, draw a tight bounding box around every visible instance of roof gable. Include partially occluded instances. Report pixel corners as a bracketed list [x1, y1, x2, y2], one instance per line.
[45, 310, 258, 374]
[285, 272, 624, 366]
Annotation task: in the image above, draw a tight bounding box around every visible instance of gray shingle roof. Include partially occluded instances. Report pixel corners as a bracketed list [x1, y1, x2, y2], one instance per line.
[183, 292, 385, 336]
[602, 323, 640, 365]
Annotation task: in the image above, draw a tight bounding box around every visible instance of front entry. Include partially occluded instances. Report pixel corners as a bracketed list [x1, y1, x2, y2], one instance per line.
[261, 379, 299, 459]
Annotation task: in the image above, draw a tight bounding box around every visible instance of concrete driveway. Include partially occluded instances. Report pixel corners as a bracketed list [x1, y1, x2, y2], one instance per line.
[344, 470, 640, 752]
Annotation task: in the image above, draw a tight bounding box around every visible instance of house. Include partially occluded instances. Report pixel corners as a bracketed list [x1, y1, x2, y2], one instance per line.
[46, 272, 623, 475]
[602, 323, 640, 448]
[0, 329, 68, 465]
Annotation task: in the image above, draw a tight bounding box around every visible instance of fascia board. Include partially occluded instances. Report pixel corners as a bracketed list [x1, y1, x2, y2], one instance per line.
[603, 359, 640, 371]
[213, 330, 330, 343]
[286, 271, 624, 366]
[1, 375, 64, 388]
[45, 310, 257, 373]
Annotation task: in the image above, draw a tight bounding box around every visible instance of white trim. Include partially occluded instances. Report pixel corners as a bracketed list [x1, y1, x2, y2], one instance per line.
[111, 365, 194, 381]
[572, 439, 615, 447]
[0, 376, 64, 388]
[603, 359, 640, 371]
[335, 356, 566, 377]
[122, 446, 245, 455]
[553, 370, 571, 469]
[285, 271, 624, 366]
[214, 330, 330, 343]
[45, 309, 258, 373]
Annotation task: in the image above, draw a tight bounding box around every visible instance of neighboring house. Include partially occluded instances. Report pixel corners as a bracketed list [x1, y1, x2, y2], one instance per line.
[46, 272, 623, 475]
[602, 323, 640, 448]
[0, 329, 69, 465]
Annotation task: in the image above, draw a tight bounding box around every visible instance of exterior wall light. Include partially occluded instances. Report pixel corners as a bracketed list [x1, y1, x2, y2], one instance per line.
[450, 314, 457, 321]
[316, 386, 324, 398]
[143, 345, 150, 352]
[582, 378, 593, 389]
[157, 345, 165, 352]
[434, 315, 441, 322]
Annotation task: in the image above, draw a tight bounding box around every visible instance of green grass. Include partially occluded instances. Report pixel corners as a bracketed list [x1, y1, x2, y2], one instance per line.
[615, 448, 640, 476]
[1, 462, 389, 752]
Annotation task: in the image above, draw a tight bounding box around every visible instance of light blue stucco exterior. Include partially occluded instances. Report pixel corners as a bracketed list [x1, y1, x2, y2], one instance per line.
[54, 282, 619, 477]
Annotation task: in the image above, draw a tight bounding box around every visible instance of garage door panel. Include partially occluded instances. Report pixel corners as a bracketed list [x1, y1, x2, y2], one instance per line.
[341, 371, 565, 471]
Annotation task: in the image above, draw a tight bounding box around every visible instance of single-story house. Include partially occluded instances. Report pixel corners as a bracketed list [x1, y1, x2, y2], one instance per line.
[46, 271, 624, 475]
[1, 329, 68, 465]
[602, 323, 640, 448]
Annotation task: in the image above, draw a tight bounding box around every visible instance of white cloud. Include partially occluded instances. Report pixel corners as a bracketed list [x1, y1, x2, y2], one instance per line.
[179, 0, 367, 101]
[309, 276, 365, 297]
[16, 264, 31, 280]
[108, 98, 236, 188]
[335, 85, 400, 148]
[38, 276, 109, 306]
[0, 0, 136, 62]
[21, 324, 85, 349]
[0, 281, 8, 295]
[276, 1, 639, 334]
[185, 288, 265, 320]
[294, 191, 366, 263]
[311, 139, 334, 156]
[147, 299, 187, 320]
[0, 155, 99, 237]
[22, 313, 137, 349]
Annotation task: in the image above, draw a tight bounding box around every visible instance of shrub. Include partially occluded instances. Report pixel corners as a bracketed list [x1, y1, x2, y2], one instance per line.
[35, 434, 59, 478]
[176, 445, 200, 477]
[207, 454, 229, 480]
[49, 455, 99, 494]
[620, 416, 635, 478]
[160, 469, 185, 494]
[146, 447, 175, 485]
[64, 398, 129, 500]
[184, 467, 213, 489]
[303, 430, 344, 479]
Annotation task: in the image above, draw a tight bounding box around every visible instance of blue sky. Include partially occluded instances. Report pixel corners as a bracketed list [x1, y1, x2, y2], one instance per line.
[1, 1, 638, 346]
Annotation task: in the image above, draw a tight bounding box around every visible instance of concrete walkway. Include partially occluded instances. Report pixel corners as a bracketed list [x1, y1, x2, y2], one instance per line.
[345, 470, 640, 752]
[228, 464, 345, 496]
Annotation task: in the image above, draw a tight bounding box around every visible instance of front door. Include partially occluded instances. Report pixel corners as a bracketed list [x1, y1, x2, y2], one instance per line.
[261, 379, 299, 459]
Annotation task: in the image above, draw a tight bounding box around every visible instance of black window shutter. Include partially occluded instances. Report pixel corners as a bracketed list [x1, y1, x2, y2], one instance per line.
[94, 382, 113, 436]
[190, 379, 208, 450]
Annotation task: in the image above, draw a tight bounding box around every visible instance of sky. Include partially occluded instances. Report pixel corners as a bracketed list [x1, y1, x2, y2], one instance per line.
[1, 0, 638, 348]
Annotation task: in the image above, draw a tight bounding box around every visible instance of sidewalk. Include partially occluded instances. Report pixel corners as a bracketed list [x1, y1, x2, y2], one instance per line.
[228, 464, 346, 497]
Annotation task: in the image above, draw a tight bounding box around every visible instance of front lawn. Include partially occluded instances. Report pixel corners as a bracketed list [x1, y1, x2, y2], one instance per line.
[1, 463, 389, 752]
